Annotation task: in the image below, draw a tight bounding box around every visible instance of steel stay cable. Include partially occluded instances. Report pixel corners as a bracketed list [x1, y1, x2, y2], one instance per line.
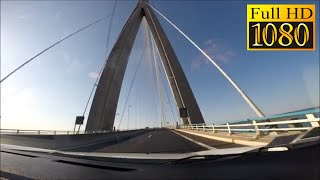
[105, 0, 118, 52]
[0, 15, 112, 84]
[151, 31, 181, 125]
[146, 2, 265, 118]
[152, 36, 178, 127]
[117, 40, 147, 130]
[82, 0, 118, 116]
[145, 20, 161, 128]
[150, 30, 167, 127]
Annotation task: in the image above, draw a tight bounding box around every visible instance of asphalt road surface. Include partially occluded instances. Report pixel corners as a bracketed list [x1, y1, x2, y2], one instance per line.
[89, 129, 245, 153]
[1, 129, 245, 153]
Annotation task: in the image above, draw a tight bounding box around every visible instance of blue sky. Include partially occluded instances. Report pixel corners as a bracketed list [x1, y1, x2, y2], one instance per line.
[1, 0, 319, 130]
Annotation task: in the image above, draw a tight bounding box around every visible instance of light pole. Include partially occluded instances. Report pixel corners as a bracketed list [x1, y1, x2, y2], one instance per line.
[115, 113, 120, 131]
[128, 105, 131, 130]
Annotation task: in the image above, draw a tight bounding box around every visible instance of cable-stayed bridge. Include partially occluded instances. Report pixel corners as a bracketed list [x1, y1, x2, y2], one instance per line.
[1, 0, 319, 153]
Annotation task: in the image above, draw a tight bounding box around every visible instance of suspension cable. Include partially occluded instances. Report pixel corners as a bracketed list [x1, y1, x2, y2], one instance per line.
[150, 31, 181, 125]
[144, 18, 160, 128]
[158, 51, 180, 125]
[139, 84, 142, 128]
[151, 33, 179, 126]
[0, 15, 111, 84]
[82, 1, 118, 116]
[117, 42, 147, 130]
[105, 0, 118, 52]
[146, 2, 265, 118]
[150, 30, 167, 127]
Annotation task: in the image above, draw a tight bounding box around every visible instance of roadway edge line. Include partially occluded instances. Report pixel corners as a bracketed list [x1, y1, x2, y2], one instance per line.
[170, 130, 216, 150]
[175, 129, 268, 146]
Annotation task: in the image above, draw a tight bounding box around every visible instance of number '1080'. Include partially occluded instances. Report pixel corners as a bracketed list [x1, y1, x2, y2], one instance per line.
[251, 22, 309, 47]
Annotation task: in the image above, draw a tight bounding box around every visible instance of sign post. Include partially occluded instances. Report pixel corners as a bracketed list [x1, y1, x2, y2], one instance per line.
[74, 116, 84, 134]
[179, 108, 191, 125]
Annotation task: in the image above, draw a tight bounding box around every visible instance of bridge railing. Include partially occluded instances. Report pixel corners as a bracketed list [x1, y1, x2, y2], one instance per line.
[0, 128, 150, 135]
[0, 129, 86, 135]
[181, 110, 319, 136]
[0, 129, 126, 135]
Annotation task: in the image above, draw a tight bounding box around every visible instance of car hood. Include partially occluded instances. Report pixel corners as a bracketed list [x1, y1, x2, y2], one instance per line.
[1, 144, 264, 160]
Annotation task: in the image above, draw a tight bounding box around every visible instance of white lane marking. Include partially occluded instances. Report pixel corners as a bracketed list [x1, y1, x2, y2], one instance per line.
[148, 135, 152, 138]
[171, 130, 216, 150]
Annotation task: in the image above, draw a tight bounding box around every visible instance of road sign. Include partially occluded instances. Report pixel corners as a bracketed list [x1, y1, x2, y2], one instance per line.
[179, 108, 189, 118]
[75, 116, 84, 125]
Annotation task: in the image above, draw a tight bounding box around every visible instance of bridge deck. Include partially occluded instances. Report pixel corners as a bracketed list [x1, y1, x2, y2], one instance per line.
[96, 129, 205, 153]
[0, 129, 243, 153]
[60, 129, 245, 153]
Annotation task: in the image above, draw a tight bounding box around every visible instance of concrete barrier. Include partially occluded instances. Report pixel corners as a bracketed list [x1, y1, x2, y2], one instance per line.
[0, 129, 148, 150]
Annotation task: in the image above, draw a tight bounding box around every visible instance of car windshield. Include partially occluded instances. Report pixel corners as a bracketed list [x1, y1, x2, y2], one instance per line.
[1, 0, 319, 158]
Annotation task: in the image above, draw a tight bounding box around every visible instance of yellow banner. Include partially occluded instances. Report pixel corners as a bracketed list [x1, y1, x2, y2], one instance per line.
[247, 4, 316, 50]
[247, 4, 315, 22]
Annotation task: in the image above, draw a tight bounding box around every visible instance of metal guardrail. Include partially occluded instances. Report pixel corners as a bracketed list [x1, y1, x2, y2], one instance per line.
[0, 128, 146, 135]
[0, 129, 99, 135]
[1, 109, 318, 136]
[181, 112, 320, 136]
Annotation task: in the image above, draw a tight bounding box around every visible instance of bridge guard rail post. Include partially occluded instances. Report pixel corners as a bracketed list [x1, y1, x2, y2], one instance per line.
[307, 114, 319, 127]
[212, 124, 215, 134]
[203, 124, 205, 131]
[227, 123, 232, 136]
[252, 120, 261, 138]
